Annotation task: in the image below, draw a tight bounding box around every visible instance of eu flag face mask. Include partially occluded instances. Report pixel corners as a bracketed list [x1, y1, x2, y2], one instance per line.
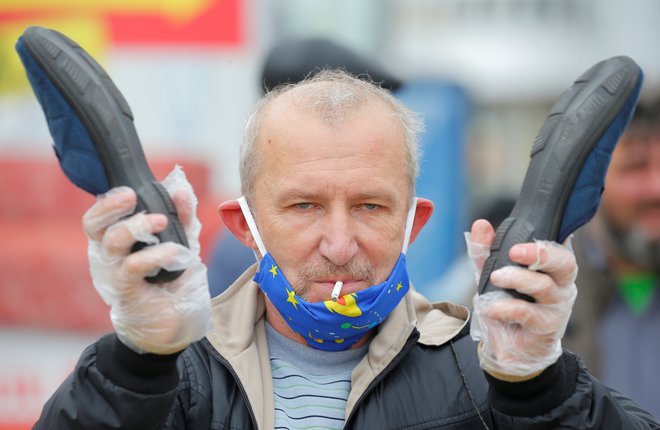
[237, 197, 417, 351]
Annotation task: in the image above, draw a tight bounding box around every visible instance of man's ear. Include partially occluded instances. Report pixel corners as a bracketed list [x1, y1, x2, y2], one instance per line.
[218, 199, 257, 250]
[409, 197, 434, 246]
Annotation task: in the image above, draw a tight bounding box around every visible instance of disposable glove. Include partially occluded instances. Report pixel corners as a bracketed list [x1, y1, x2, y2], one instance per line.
[84, 166, 211, 355]
[468, 220, 578, 379]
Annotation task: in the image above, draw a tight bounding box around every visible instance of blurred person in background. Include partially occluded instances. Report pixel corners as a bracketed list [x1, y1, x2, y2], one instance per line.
[32, 69, 658, 429]
[564, 97, 660, 418]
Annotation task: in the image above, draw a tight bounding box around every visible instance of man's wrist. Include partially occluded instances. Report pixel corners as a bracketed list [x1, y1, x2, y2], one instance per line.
[485, 351, 579, 417]
[477, 340, 563, 381]
[484, 367, 545, 382]
[96, 333, 182, 395]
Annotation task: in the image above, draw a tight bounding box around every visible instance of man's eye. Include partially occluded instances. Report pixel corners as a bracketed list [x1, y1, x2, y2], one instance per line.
[619, 158, 647, 172]
[296, 202, 313, 209]
[363, 203, 380, 211]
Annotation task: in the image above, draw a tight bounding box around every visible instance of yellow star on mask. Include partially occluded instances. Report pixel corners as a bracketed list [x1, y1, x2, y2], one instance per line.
[286, 289, 299, 310]
[396, 282, 403, 292]
[269, 264, 279, 277]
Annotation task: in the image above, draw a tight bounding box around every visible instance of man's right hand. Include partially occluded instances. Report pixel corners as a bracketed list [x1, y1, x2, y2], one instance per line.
[83, 167, 212, 355]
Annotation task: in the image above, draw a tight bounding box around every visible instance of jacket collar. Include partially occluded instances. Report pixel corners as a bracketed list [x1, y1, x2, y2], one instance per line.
[346, 288, 469, 416]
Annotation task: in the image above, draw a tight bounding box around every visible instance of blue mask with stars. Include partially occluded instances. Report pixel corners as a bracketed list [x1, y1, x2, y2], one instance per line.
[237, 197, 417, 351]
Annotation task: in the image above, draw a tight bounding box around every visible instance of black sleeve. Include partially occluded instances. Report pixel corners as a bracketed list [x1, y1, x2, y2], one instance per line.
[488, 351, 660, 429]
[33, 334, 181, 430]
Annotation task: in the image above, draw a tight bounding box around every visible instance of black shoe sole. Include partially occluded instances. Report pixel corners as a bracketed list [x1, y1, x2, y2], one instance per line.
[477, 56, 642, 301]
[20, 26, 188, 284]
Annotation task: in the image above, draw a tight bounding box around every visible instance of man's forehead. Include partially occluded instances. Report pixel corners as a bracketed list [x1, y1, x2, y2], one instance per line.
[617, 129, 660, 156]
[265, 82, 330, 112]
[265, 81, 394, 117]
[259, 94, 401, 146]
[623, 121, 660, 142]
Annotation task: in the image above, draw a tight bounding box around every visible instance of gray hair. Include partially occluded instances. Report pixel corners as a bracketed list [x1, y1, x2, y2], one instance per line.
[239, 69, 424, 203]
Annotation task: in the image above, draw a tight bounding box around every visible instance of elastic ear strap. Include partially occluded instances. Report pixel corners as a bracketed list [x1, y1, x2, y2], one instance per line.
[236, 196, 267, 256]
[402, 197, 417, 255]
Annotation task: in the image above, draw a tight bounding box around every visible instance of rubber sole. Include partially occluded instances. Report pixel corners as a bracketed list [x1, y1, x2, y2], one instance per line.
[19, 26, 188, 283]
[478, 56, 643, 300]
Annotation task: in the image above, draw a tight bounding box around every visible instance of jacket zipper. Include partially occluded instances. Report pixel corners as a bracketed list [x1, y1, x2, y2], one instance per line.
[343, 329, 421, 429]
[200, 338, 260, 430]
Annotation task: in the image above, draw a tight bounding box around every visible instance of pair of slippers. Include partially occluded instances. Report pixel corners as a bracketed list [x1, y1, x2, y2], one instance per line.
[15, 26, 643, 295]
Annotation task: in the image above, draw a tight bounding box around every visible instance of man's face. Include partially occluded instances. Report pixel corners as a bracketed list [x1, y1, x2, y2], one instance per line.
[249, 97, 411, 303]
[600, 129, 660, 266]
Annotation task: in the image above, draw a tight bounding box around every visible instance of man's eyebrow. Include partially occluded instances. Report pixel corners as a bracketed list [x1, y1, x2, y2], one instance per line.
[354, 192, 395, 203]
[275, 190, 397, 204]
[276, 189, 319, 202]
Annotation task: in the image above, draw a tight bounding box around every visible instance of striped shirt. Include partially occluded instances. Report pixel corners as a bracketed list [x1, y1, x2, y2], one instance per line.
[265, 323, 369, 430]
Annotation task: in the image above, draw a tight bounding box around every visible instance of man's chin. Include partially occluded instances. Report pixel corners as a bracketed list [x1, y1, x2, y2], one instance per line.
[613, 225, 660, 270]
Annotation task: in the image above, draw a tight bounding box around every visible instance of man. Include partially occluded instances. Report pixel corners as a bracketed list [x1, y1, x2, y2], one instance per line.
[564, 98, 660, 418]
[34, 71, 657, 429]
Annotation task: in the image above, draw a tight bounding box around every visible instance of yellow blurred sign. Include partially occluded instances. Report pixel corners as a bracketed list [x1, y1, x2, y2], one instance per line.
[0, 18, 107, 94]
[0, 0, 211, 25]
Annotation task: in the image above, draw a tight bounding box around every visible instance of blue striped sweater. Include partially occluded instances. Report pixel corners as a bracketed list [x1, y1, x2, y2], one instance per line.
[265, 323, 369, 430]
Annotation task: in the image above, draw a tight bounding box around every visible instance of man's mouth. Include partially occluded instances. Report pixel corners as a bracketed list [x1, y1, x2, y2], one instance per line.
[315, 280, 364, 298]
[637, 206, 660, 234]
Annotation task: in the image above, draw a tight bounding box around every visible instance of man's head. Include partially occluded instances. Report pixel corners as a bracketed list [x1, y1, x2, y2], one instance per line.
[221, 70, 433, 303]
[600, 98, 660, 271]
[239, 70, 422, 203]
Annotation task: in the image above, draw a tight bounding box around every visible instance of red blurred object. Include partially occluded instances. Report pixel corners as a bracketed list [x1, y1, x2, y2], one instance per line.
[108, 0, 244, 47]
[0, 156, 223, 332]
[0, 0, 243, 47]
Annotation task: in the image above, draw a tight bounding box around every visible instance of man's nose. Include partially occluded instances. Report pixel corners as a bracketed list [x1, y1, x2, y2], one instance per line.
[647, 170, 660, 198]
[318, 209, 359, 267]
[646, 143, 660, 196]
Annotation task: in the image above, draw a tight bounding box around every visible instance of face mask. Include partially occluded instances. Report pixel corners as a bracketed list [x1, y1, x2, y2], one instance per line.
[237, 197, 417, 351]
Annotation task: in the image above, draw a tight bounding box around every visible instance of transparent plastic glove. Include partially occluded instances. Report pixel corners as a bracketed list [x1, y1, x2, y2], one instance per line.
[468, 220, 578, 379]
[84, 166, 212, 355]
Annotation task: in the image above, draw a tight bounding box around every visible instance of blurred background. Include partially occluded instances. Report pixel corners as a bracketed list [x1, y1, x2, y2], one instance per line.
[0, 0, 658, 426]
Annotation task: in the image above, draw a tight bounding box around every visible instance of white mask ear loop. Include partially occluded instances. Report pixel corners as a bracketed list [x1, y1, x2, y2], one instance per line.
[237, 196, 267, 259]
[401, 197, 417, 255]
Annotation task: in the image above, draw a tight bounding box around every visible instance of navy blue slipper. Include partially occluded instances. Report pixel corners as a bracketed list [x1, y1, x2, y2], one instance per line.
[477, 56, 643, 301]
[16, 26, 188, 283]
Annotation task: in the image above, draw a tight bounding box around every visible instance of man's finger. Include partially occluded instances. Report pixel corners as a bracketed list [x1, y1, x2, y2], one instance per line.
[83, 187, 137, 241]
[481, 298, 546, 330]
[490, 266, 558, 304]
[508, 240, 577, 287]
[471, 219, 495, 248]
[102, 212, 168, 259]
[466, 219, 495, 274]
[171, 188, 195, 231]
[120, 242, 196, 285]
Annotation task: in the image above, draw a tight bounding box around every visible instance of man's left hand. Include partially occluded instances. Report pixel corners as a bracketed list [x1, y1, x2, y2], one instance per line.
[468, 219, 578, 380]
